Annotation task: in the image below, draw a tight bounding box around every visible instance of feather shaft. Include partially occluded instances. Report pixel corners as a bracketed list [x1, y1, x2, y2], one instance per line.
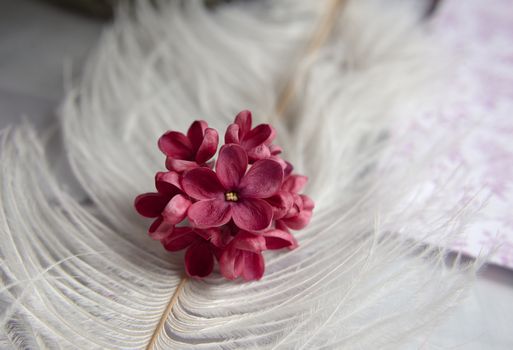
[146, 276, 188, 350]
[275, 0, 347, 118]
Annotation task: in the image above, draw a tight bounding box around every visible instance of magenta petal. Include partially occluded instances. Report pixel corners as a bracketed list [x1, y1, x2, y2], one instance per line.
[241, 124, 273, 149]
[269, 144, 282, 155]
[234, 110, 252, 136]
[194, 228, 226, 248]
[224, 123, 240, 144]
[262, 228, 297, 250]
[216, 144, 248, 189]
[246, 144, 271, 162]
[282, 175, 308, 193]
[239, 159, 283, 198]
[185, 241, 214, 278]
[158, 131, 193, 159]
[241, 251, 265, 281]
[162, 194, 191, 224]
[148, 217, 174, 240]
[265, 191, 294, 219]
[301, 194, 315, 210]
[188, 199, 232, 228]
[281, 208, 313, 230]
[231, 198, 273, 232]
[232, 231, 266, 252]
[155, 171, 182, 194]
[195, 127, 218, 164]
[187, 120, 208, 150]
[165, 158, 199, 172]
[219, 244, 242, 280]
[162, 226, 195, 251]
[182, 168, 224, 200]
[134, 193, 169, 218]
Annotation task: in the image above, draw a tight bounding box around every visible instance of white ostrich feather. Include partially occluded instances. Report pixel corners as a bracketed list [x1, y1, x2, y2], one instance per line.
[0, 0, 479, 349]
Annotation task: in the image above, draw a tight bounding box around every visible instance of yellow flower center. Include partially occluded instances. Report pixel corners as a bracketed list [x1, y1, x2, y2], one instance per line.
[225, 191, 239, 202]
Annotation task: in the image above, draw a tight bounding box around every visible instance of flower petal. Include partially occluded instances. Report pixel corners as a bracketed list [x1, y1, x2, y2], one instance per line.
[246, 144, 271, 162]
[231, 198, 273, 232]
[234, 110, 252, 136]
[215, 144, 247, 189]
[262, 228, 298, 250]
[185, 241, 214, 278]
[182, 168, 224, 200]
[265, 191, 293, 219]
[239, 159, 283, 198]
[187, 199, 232, 228]
[148, 217, 174, 240]
[134, 193, 169, 218]
[241, 251, 265, 281]
[158, 131, 193, 159]
[195, 127, 218, 164]
[224, 123, 240, 144]
[301, 194, 315, 210]
[282, 175, 308, 193]
[162, 226, 196, 251]
[241, 124, 273, 149]
[281, 207, 313, 230]
[165, 158, 199, 172]
[232, 231, 266, 252]
[155, 171, 182, 194]
[269, 144, 282, 155]
[194, 228, 226, 248]
[219, 244, 243, 280]
[162, 194, 191, 224]
[186, 120, 208, 150]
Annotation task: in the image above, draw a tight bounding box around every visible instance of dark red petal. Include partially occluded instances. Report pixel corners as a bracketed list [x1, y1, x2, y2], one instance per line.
[232, 231, 266, 252]
[158, 131, 193, 159]
[246, 144, 271, 162]
[162, 194, 191, 224]
[265, 191, 294, 219]
[241, 251, 265, 281]
[224, 123, 240, 144]
[282, 175, 308, 193]
[262, 228, 298, 250]
[219, 244, 243, 280]
[134, 193, 169, 218]
[231, 198, 273, 232]
[165, 158, 199, 173]
[155, 171, 182, 194]
[234, 110, 252, 137]
[162, 226, 195, 251]
[187, 120, 208, 150]
[215, 144, 247, 189]
[239, 159, 283, 199]
[148, 217, 174, 240]
[187, 199, 232, 228]
[241, 124, 273, 149]
[185, 242, 214, 278]
[195, 127, 218, 164]
[182, 167, 224, 200]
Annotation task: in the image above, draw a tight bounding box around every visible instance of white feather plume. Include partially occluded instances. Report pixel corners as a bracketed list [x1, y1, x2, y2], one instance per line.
[0, 0, 479, 348]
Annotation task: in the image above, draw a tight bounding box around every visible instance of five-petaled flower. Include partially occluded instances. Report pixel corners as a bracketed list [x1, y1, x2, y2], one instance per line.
[183, 144, 283, 232]
[134, 111, 314, 281]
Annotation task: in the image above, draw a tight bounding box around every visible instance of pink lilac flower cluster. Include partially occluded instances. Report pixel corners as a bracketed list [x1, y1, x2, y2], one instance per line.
[134, 110, 314, 281]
